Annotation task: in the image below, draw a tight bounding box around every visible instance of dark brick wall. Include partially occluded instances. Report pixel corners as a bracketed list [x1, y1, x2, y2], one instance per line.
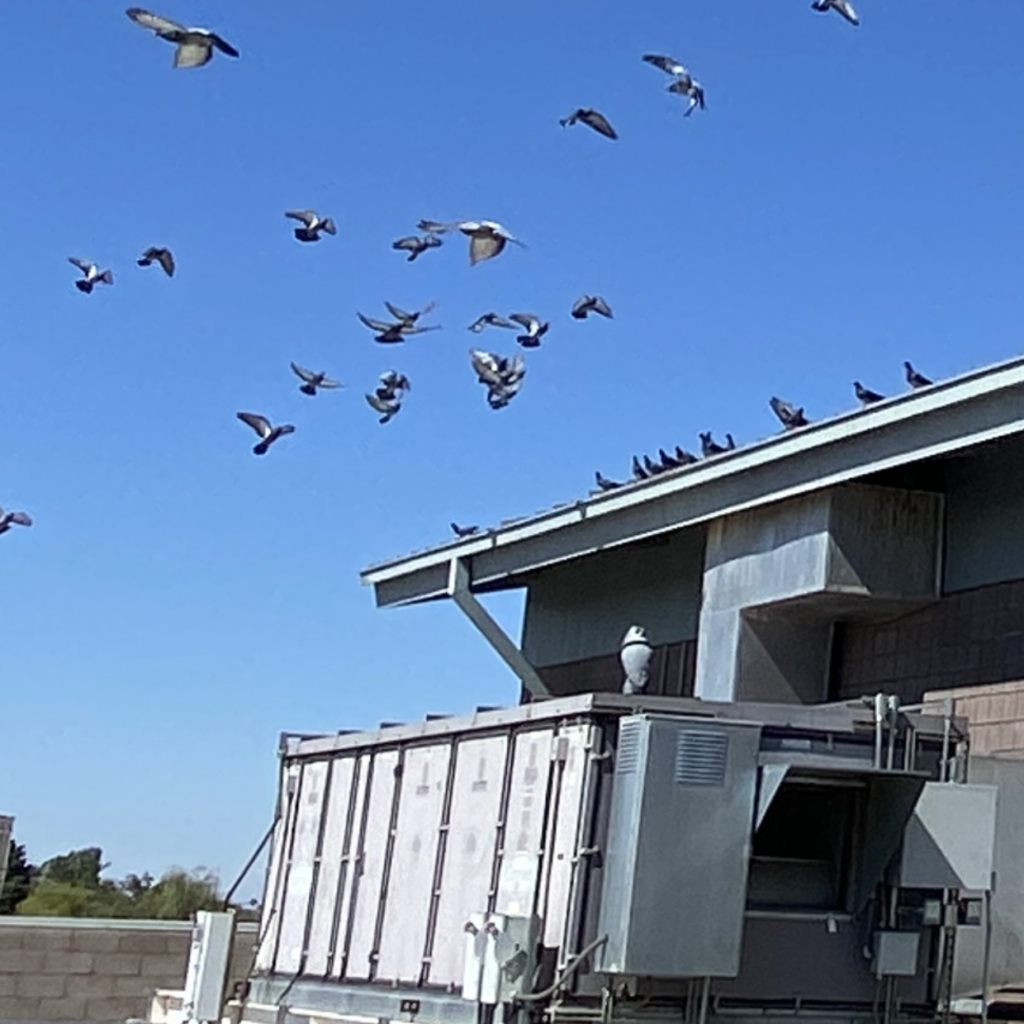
[831, 578, 1024, 704]
[529, 640, 696, 699]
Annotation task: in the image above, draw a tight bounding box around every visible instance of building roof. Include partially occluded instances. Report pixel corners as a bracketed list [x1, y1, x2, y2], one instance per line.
[361, 354, 1024, 608]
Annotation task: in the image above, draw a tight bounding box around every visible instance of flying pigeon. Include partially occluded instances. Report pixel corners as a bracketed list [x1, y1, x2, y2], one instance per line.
[905, 361, 932, 389]
[595, 471, 623, 491]
[0, 507, 32, 536]
[125, 8, 239, 68]
[468, 312, 517, 333]
[377, 370, 411, 399]
[285, 210, 337, 243]
[236, 412, 295, 456]
[620, 625, 654, 695]
[509, 313, 549, 348]
[392, 233, 442, 262]
[769, 396, 810, 430]
[470, 350, 525, 410]
[357, 307, 441, 344]
[559, 108, 619, 140]
[700, 431, 735, 457]
[571, 295, 614, 320]
[854, 381, 885, 405]
[811, 0, 860, 26]
[642, 54, 705, 115]
[384, 300, 435, 328]
[68, 258, 113, 294]
[631, 455, 649, 480]
[365, 392, 402, 424]
[451, 523, 480, 538]
[137, 246, 175, 277]
[290, 363, 342, 397]
[417, 219, 525, 266]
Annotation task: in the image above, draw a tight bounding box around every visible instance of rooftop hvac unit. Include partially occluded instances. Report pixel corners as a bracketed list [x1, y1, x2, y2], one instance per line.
[596, 716, 762, 979]
[182, 911, 236, 1024]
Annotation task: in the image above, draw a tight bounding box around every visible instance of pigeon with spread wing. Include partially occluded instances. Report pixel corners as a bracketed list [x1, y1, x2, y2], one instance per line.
[126, 8, 239, 68]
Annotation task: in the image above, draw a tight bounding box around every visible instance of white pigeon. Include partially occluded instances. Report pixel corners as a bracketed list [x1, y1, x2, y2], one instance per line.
[811, 0, 860, 26]
[620, 625, 654, 695]
[417, 219, 526, 266]
[126, 9, 240, 68]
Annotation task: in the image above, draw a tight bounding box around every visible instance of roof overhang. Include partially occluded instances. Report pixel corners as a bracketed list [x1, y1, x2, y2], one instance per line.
[361, 355, 1024, 608]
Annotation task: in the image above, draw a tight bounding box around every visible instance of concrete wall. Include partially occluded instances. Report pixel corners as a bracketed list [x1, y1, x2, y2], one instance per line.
[696, 483, 942, 703]
[0, 917, 258, 1024]
[520, 528, 705, 667]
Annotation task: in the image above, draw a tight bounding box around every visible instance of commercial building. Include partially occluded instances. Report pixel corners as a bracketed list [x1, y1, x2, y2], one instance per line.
[243, 355, 1024, 1024]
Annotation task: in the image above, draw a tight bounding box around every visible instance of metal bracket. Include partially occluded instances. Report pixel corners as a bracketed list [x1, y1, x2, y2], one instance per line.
[447, 558, 549, 698]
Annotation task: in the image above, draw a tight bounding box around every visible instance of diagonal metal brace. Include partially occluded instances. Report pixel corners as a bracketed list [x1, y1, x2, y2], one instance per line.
[447, 557, 549, 697]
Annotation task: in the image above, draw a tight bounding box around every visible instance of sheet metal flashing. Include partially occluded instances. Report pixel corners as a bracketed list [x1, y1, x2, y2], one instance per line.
[360, 354, 1024, 606]
[280, 692, 957, 760]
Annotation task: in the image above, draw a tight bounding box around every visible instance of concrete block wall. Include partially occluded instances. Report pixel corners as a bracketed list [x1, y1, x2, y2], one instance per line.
[0, 917, 259, 1024]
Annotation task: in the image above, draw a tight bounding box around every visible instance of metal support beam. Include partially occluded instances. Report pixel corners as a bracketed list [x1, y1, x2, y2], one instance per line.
[446, 558, 550, 697]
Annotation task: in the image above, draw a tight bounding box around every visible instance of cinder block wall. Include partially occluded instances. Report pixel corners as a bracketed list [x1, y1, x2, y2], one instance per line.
[0, 917, 259, 1024]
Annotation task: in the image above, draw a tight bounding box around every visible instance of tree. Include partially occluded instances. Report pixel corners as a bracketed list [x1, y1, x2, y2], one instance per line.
[38, 847, 107, 889]
[0, 842, 35, 914]
[5, 841, 257, 921]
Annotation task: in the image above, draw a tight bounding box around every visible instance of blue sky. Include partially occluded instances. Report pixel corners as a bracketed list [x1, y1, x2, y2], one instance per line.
[3, 0, 1024, 895]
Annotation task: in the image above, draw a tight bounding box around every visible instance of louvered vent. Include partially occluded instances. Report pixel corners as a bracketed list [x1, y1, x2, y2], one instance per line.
[616, 720, 643, 775]
[674, 730, 728, 785]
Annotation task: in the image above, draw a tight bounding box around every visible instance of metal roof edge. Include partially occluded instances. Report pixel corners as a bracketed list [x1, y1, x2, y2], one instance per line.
[361, 353, 1024, 587]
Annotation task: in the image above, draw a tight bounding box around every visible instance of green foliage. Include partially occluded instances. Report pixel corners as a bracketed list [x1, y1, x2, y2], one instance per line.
[0, 842, 35, 914]
[1, 840, 254, 921]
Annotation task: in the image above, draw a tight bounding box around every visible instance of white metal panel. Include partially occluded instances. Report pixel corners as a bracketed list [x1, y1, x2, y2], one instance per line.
[429, 734, 510, 986]
[376, 743, 453, 982]
[274, 761, 329, 975]
[330, 753, 371, 979]
[304, 757, 356, 976]
[494, 730, 554, 917]
[344, 748, 399, 980]
[539, 724, 592, 948]
[253, 772, 293, 973]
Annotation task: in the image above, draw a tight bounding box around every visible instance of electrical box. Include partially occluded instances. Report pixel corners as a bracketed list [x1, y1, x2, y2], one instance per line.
[182, 911, 236, 1024]
[873, 931, 921, 978]
[461, 912, 537, 1005]
[596, 716, 762, 979]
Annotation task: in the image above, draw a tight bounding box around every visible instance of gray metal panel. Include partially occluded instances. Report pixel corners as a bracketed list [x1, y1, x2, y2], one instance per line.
[756, 764, 789, 830]
[494, 729, 555, 916]
[344, 748, 399, 981]
[430, 734, 509, 986]
[275, 761, 329, 975]
[539, 723, 593, 948]
[852, 774, 929, 910]
[330, 753, 371, 979]
[304, 757, 356, 976]
[376, 743, 453, 983]
[901, 782, 998, 891]
[597, 716, 762, 978]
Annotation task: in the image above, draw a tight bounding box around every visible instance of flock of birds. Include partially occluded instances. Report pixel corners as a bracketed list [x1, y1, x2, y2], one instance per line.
[0, 0, 894, 544]
[447, 358, 940, 537]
